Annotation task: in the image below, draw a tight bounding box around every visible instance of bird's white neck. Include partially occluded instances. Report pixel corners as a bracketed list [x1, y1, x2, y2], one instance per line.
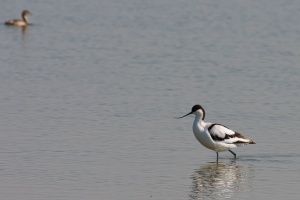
[193, 115, 202, 126]
[193, 114, 207, 132]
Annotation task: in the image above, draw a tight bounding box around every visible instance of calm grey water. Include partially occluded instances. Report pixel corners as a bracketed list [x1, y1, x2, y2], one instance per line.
[0, 0, 300, 199]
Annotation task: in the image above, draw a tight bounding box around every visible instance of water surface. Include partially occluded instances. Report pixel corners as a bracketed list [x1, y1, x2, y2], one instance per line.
[0, 0, 300, 199]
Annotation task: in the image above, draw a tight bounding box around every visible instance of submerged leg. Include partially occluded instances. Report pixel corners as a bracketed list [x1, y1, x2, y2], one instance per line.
[228, 150, 237, 159]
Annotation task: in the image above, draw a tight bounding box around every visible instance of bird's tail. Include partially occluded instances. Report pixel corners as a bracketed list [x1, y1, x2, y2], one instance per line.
[249, 140, 256, 144]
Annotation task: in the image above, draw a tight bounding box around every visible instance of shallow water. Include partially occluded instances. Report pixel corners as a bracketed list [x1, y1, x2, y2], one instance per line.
[0, 0, 300, 199]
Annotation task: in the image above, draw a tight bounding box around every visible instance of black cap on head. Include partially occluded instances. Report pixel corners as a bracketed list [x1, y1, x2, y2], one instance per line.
[191, 104, 205, 120]
[176, 104, 205, 120]
[191, 105, 202, 112]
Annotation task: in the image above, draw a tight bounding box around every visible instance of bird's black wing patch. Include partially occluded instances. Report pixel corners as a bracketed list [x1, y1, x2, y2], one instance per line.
[208, 123, 248, 142]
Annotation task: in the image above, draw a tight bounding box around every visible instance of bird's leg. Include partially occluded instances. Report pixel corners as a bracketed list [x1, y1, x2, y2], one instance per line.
[228, 150, 237, 159]
[216, 152, 219, 162]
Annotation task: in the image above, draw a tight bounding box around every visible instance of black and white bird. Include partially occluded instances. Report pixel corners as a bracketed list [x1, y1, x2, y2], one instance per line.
[177, 104, 255, 161]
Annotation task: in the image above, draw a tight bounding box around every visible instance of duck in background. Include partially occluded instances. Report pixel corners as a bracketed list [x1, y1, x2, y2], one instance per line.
[5, 10, 32, 26]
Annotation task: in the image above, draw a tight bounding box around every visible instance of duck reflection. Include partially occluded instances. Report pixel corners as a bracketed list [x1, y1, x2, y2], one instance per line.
[5, 24, 29, 39]
[21, 26, 28, 33]
[190, 161, 254, 199]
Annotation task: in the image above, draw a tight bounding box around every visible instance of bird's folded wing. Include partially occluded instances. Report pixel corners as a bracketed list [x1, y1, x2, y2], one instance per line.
[208, 124, 250, 143]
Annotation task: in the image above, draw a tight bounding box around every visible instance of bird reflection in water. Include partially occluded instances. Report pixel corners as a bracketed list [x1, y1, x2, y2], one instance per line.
[21, 26, 27, 33]
[4, 24, 29, 39]
[189, 162, 254, 200]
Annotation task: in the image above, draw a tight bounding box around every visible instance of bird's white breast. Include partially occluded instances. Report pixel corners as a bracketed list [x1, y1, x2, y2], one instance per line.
[193, 121, 216, 151]
[193, 121, 237, 152]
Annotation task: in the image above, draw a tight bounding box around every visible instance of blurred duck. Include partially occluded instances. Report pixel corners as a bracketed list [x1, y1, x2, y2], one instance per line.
[5, 10, 32, 26]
